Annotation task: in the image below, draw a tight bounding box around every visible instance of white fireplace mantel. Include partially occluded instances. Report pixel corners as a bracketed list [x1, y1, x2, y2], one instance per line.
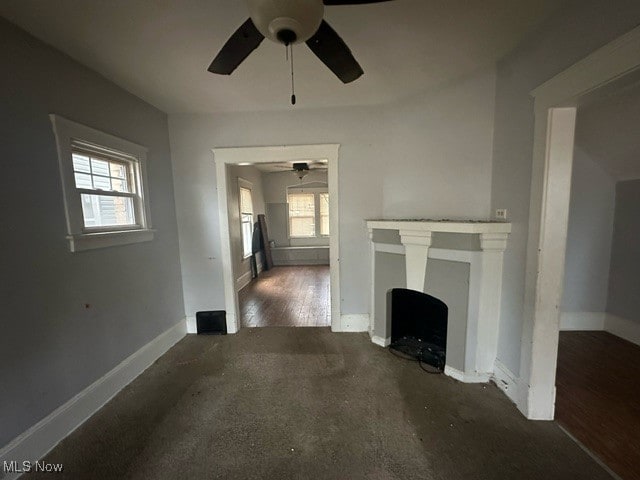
[367, 219, 511, 383]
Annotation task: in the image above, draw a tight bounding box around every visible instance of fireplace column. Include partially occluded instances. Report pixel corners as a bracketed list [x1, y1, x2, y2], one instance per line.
[399, 229, 432, 292]
[476, 232, 510, 373]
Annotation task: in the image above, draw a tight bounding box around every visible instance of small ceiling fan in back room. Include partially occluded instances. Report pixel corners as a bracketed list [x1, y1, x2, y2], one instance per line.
[271, 161, 328, 180]
[208, 0, 393, 104]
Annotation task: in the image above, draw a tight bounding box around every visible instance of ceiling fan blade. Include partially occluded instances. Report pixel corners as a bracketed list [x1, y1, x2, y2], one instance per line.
[306, 20, 364, 84]
[208, 18, 264, 75]
[323, 0, 392, 4]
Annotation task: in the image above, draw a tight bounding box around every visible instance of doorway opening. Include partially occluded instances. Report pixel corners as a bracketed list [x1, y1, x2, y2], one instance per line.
[213, 144, 340, 333]
[553, 79, 640, 480]
[521, 25, 640, 423]
[234, 161, 330, 327]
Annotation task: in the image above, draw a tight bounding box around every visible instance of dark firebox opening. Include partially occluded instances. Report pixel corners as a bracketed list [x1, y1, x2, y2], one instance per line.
[388, 288, 448, 372]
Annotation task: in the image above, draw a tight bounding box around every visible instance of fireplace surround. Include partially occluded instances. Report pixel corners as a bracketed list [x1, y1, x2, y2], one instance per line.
[367, 219, 511, 383]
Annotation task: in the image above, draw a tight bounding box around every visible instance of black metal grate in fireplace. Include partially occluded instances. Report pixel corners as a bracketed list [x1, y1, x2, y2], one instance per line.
[388, 288, 448, 372]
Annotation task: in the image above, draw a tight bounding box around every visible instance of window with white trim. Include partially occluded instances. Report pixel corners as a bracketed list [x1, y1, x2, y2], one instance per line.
[50, 115, 153, 252]
[287, 191, 329, 238]
[239, 186, 254, 258]
[288, 193, 316, 238]
[72, 145, 139, 229]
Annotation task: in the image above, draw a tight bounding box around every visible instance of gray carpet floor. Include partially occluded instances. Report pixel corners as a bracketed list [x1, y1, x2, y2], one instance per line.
[33, 328, 612, 479]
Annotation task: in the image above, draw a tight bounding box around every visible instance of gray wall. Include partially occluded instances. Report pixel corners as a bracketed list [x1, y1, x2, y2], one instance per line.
[490, 0, 640, 374]
[562, 146, 615, 313]
[425, 260, 470, 373]
[607, 179, 640, 322]
[373, 252, 406, 340]
[170, 69, 496, 320]
[0, 19, 184, 447]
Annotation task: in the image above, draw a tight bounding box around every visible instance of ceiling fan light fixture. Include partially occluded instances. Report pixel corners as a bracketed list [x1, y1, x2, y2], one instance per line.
[292, 162, 311, 180]
[209, 0, 390, 83]
[246, 0, 324, 44]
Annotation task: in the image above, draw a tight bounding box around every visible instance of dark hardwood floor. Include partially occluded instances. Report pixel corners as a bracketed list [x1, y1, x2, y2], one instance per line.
[555, 331, 640, 480]
[239, 265, 330, 327]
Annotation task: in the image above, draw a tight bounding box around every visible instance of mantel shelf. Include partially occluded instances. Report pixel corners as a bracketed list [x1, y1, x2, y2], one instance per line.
[367, 219, 512, 234]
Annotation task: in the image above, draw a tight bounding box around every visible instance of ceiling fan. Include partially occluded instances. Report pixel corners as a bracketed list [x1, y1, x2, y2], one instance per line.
[208, 0, 392, 88]
[272, 161, 328, 180]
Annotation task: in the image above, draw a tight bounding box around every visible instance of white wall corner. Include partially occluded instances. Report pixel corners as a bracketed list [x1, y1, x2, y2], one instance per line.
[559, 311, 605, 331]
[604, 313, 640, 346]
[338, 314, 370, 332]
[492, 359, 520, 405]
[0, 320, 186, 480]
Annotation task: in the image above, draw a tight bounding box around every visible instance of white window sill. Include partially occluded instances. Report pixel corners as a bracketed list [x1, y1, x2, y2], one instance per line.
[67, 229, 155, 252]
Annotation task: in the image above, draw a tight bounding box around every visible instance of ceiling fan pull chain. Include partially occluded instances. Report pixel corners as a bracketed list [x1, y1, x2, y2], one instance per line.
[290, 44, 296, 105]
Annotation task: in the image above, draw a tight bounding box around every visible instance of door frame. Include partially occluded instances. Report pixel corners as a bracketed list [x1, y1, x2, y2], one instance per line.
[213, 144, 341, 333]
[520, 26, 640, 419]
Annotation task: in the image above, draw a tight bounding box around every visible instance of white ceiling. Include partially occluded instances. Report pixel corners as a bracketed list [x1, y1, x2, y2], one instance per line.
[0, 0, 564, 114]
[576, 81, 640, 181]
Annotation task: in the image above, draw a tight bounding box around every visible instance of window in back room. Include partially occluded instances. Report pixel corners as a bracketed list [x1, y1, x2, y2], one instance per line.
[287, 190, 329, 238]
[240, 185, 254, 258]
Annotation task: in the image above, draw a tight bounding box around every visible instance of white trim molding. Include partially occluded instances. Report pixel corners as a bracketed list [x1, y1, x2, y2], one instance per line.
[492, 360, 521, 405]
[559, 311, 606, 331]
[605, 313, 640, 346]
[338, 314, 370, 332]
[213, 144, 341, 335]
[67, 229, 155, 252]
[370, 335, 391, 347]
[236, 270, 252, 292]
[0, 320, 187, 480]
[185, 316, 197, 334]
[49, 115, 154, 252]
[444, 366, 491, 384]
[521, 25, 640, 420]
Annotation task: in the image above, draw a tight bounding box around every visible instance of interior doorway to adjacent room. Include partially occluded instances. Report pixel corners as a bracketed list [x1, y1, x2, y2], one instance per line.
[230, 160, 331, 327]
[521, 26, 640, 422]
[554, 81, 640, 480]
[213, 144, 340, 333]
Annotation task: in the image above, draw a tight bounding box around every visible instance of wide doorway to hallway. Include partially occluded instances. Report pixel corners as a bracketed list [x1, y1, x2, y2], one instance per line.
[223, 155, 334, 330]
[239, 266, 330, 327]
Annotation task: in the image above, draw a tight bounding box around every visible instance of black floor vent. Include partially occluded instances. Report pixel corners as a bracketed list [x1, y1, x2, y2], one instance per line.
[196, 311, 227, 335]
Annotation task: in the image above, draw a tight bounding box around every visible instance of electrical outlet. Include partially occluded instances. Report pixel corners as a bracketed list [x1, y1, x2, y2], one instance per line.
[495, 209, 508, 221]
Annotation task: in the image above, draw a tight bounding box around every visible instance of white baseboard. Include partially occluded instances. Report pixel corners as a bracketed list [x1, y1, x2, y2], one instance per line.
[370, 335, 391, 347]
[560, 311, 605, 331]
[444, 365, 491, 383]
[605, 313, 640, 346]
[186, 316, 197, 334]
[491, 359, 520, 405]
[236, 270, 252, 291]
[0, 319, 187, 480]
[335, 314, 369, 332]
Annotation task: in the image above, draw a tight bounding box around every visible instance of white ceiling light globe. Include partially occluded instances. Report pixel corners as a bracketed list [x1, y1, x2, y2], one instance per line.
[246, 0, 325, 44]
